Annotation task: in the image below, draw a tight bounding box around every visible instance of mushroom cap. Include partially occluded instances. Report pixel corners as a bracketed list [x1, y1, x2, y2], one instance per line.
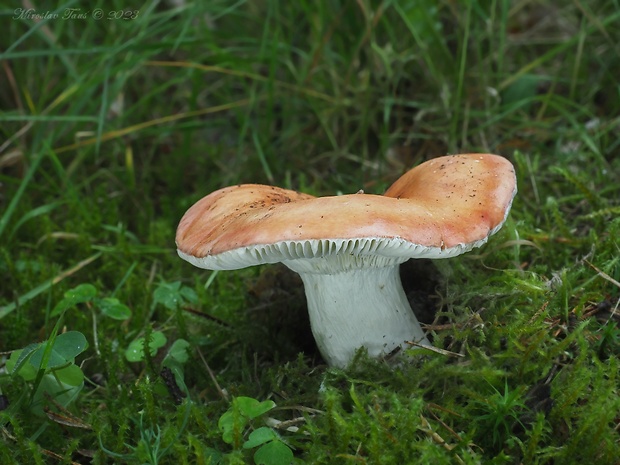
[176, 154, 517, 270]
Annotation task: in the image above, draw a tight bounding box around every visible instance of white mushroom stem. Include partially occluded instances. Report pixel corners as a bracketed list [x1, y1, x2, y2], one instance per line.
[283, 255, 431, 368]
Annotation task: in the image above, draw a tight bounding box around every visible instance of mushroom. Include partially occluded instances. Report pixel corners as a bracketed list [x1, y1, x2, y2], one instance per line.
[176, 154, 517, 367]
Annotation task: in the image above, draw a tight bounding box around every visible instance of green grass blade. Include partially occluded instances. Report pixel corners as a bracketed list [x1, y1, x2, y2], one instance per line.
[0, 150, 45, 239]
[0, 253, 101, 320]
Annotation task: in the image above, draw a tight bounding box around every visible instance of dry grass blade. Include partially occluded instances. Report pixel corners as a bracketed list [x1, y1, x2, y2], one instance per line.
[54, 99, 252, 154]
[584, 259, 620, 324]
[405, 341, 465, 358]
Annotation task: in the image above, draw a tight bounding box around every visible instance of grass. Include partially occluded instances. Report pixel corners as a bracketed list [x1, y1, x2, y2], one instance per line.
[1, 0, 620, 463]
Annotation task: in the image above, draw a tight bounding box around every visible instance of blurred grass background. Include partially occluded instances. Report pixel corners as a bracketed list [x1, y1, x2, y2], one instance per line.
[1, 1, 620, 463]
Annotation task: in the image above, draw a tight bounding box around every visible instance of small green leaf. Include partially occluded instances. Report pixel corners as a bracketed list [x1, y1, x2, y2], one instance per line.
[125, 331, 167, 362]
[51, 331, 88, 360]
[64, 283, 98, 301]
[254, 440, 293, 465]
[165, 339, 191, 364]
[235, 397, 276, 419]
[243, 427, 277, 449]
[179, 286, 199, 304]
[98, 297, 132, 320]
[218, 397, 277, 447]
[7, 348, 37, 380]
[31, 368, 84, 414]
[51, 284, 97, 316]
[153, 281, 183, 310]
[53, 363, 84, 386]
[218, 410, 237, 444]
[218, 409, 250, 446]
[162, 339, 191, 391]
[29, 331, 88, 370]
[153, 281, 198, 310]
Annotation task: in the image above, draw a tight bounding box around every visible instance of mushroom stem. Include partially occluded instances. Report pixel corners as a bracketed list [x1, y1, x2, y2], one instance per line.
[283, 256, 431, 367]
